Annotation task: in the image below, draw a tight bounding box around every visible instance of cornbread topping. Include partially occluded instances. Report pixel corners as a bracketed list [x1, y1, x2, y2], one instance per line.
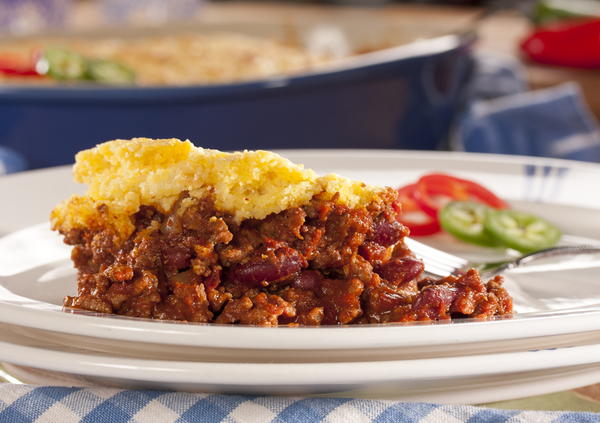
[52, 138, 512, 326]
[51, 138, 382, 240]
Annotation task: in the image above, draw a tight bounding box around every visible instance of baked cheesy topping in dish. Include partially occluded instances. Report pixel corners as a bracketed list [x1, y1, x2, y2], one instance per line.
[52, 138, 513, 326]
[0, 33, 331, 86]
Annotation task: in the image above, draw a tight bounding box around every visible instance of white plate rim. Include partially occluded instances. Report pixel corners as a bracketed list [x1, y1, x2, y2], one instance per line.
[1, 331, 600, 386]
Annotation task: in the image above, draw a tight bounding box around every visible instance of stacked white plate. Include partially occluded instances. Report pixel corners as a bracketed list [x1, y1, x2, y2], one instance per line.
[1, 150, 600, 405]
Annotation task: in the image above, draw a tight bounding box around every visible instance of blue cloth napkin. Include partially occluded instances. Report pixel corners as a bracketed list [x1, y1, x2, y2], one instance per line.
[0, 146, 27, 175]
[455, 54, 600, 162]
[1, 384, 599, 423]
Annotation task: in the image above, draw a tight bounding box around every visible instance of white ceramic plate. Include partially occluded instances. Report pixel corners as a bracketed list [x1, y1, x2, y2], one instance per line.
[0, 150, 599, 352]
[1, 323, 600, 404]
[7, 362, 600, 405]
[7, 321, 600, 363]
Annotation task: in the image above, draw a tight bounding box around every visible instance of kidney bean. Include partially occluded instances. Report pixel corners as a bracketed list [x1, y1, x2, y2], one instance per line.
[203, 268, 221, 290]
[370, 218, 404, 247]
[413, 284, 457, 320]
[290, 270, 323, 292]
[229, 247, 306, 286]
[375, 258, 424, 285]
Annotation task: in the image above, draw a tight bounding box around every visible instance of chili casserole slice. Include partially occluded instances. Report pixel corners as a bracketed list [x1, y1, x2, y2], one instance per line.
[51, 138, 512, 326]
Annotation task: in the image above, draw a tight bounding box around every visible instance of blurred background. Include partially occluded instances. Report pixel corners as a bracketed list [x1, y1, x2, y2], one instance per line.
[1, 0, 600, 171]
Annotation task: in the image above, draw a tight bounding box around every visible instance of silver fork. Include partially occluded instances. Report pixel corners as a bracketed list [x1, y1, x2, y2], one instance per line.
[404, 236, 600, 279]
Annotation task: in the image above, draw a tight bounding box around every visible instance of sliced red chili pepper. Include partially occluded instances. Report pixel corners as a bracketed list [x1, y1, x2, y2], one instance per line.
[413, 173, 507, 219]
[0, 52, 41, 77]
[399, 212, 441, 237]
[458, 177, 508, 209]
[413, 174, 468, 218]
[396, 183, 442, 236]
[520, 18, 600, 69]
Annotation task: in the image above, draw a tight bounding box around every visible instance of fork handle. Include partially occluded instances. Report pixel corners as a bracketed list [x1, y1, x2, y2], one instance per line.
[489, 245, 600, 276]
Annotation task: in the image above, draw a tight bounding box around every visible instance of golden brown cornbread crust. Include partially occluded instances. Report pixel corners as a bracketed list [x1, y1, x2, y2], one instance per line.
[51, 138, 383, 239]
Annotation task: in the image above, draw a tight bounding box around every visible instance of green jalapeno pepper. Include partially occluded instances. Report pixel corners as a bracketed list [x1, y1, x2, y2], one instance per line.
[439, 201, 500, 247]
[41, 48, 88, 81]
[484, 209, 562, 254]
[88, 59, 135, 84]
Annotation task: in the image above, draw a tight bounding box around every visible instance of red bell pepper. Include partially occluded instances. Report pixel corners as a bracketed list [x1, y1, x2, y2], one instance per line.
[413, 173, 508, 219]
[521, 18, 600, 68]
[396, 184, 442, 236]
[0, 52, 41, 77]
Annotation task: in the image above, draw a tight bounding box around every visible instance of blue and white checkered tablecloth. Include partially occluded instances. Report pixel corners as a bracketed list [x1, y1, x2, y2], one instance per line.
[1, 384, 599, 423]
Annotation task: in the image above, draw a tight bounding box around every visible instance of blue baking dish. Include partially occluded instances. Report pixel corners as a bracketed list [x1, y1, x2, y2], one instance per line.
[0, 25, 474, 169]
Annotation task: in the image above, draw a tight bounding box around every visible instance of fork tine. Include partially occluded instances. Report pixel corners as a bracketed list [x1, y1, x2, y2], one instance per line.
[404, 238, 468, 265]
[420, 263, 457, 277]
[408, 248, 465, 269]
[421, 251, 467, 268]
[404, 237, 469, 275]
[421, 265, 453, 277]
[415, 255, 466, 273]
[407, 251, 460, 270]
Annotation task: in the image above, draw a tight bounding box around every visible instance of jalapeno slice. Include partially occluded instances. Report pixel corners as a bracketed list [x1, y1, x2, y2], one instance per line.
[440, 201, 499, 247]
[88, 60, 135, 84]
[41, 48, 88, 80]
[484, 209, 561, 254]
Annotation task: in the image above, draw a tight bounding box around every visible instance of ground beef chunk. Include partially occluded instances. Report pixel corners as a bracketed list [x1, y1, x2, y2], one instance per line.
[319, 277, 364, 324]
[259, 207, 306, 243]
[215, 292, 295, 326]
[278, 286, 324, 326]
[60, 189, 512, 325]
[154, 281, 212, 322]
[64, 293, 113, 314]
[387, 270, 513, 322]
[206, 286, 232, 312]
